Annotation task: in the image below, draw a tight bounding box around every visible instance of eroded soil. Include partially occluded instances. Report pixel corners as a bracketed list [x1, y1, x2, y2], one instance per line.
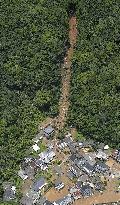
[54, 16, 77, 131]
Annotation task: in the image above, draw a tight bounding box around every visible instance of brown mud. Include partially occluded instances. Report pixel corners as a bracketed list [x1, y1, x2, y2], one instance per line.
[54, 16, 77, 131]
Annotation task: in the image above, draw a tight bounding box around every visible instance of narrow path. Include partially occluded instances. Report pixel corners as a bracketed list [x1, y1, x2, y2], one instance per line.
[54, 16, 77, 131]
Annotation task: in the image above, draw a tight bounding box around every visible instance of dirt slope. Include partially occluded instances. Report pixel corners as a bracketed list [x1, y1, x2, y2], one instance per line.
[54, 16, 77, 131]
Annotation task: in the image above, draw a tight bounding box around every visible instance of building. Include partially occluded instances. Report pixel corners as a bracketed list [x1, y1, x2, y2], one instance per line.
[70, 187, 81, 200]
[94, 181, 105, 192]
[20, 190, 39, 205]
[64, 136, 73, 145]
[53, 194, 73, 205]
[32, 144, 40, 152]
[80, 184, 93, 197]
[54, 179, 64, 190]
[76, 181, 83, 190]
[77, 174, 89, 183]
[95, 161, 109, 173]
[18, 169, 28, 180]
[82, 162, 94, 176]
[68, 143, 77, 154]
[67, 170, 75, 180]
[33, 131, 44, 143]
[44, 125, 54, 138]
[69, 165, 82, 177]
[69, 154, 77, 163]
[36, 197, 53, 205]
[39, 149, 55, 164]
[35, 159, 48, 170]
[93, 202, 120, 205]
[53, 165, 62, 176]
[3, 184, 16, 201]
[43, 200, 53, 205]
[91, 175, 105, 192]
[96, 150, 108, 160]
[83, 153, 96, 166]
[116, 150, 120, 163]
[32, 177, 47, 192]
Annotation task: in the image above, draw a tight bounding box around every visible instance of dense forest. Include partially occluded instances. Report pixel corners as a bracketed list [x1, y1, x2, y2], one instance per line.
[69, 0, 120, 148]
[0, 0, 69, 195]
[1, 0, 120, 203]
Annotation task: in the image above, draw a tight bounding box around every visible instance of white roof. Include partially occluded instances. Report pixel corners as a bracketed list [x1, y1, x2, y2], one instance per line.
[32, 144, 40, 152]
[96, 150, 108, 159]
[18, 169, 28, 180]
[11, 186, 16, 193]
[104, 145, 109, 150]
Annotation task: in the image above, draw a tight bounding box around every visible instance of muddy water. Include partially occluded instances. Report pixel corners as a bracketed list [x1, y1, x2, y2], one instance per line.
[54, 16, 77, 131]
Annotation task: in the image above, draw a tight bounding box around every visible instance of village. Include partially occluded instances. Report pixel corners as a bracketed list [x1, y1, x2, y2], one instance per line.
[2, 119, 120, 205]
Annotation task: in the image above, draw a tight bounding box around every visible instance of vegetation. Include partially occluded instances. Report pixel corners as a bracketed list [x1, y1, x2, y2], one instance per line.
[0, 0, 69, 194]
[69, 0, 120, 148]
[1, 0, 120, 203]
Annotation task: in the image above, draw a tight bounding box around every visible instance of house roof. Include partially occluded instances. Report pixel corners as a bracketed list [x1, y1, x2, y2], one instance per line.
[54, 179, 63, 187]
[97, 143, 105, 150]
[76, 181, 83, 189]
[20, 196, 33, 205]
[68, 143, 77, 153]
[24, 166, 35, 179]
[35, 158, 44, 167]
[32, 144, 40, 152]
[33, 131, 43, 143]
[96, 150, 108, 160]
[53, 165, 62, 175]
[44, 125, 54, 136]
[64, 137, 73, 144]
[36, 196, 46, 205]
[75, 157, 86, 169]
[39, 149, 55, 163]
[82, 162, 94, 174]
[2, 182, 13, 190]
[80, 184, 93, 197]
[78, 174, 89, 183]
[93, 202, 120, 205]
[69, 154, 76, 162]
[32, 177, 47, 192]
[44, 200, 53, 205]
[95, 161, 109, 170]
[18, 169, 28, 180]
[70, 165, 82, 177]
[54, 194, 73, 205]
[83, 153, 96, 166]
[94, 181, 105, 191]
[3, 186, 16, 201]
[67, 171, 75, 180]
[104, 145, 109, 150]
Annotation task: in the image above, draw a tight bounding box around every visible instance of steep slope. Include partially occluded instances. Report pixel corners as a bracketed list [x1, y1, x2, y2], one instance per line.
[55, 16, 77, 131]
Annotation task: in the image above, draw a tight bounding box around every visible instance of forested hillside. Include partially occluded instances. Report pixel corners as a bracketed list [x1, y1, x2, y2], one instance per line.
[0, 0, 69, 188]
[69, 0, 120, 148]
[1, 0, 120, 201]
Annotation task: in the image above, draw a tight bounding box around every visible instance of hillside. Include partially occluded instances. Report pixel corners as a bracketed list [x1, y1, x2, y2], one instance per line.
[1, 0, 120, 203]
[0, 0, 69, 190]
[69, 0, 120, 148]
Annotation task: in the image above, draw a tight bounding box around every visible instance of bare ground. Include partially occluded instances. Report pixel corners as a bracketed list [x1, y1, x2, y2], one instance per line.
[54, 16, 77, 131]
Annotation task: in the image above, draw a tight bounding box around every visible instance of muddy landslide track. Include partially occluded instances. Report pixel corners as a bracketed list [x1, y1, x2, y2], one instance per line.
[54, 16, 77, 132]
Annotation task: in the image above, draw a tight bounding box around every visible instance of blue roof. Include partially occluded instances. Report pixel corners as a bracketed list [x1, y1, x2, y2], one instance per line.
[33, 177, 46, 192]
